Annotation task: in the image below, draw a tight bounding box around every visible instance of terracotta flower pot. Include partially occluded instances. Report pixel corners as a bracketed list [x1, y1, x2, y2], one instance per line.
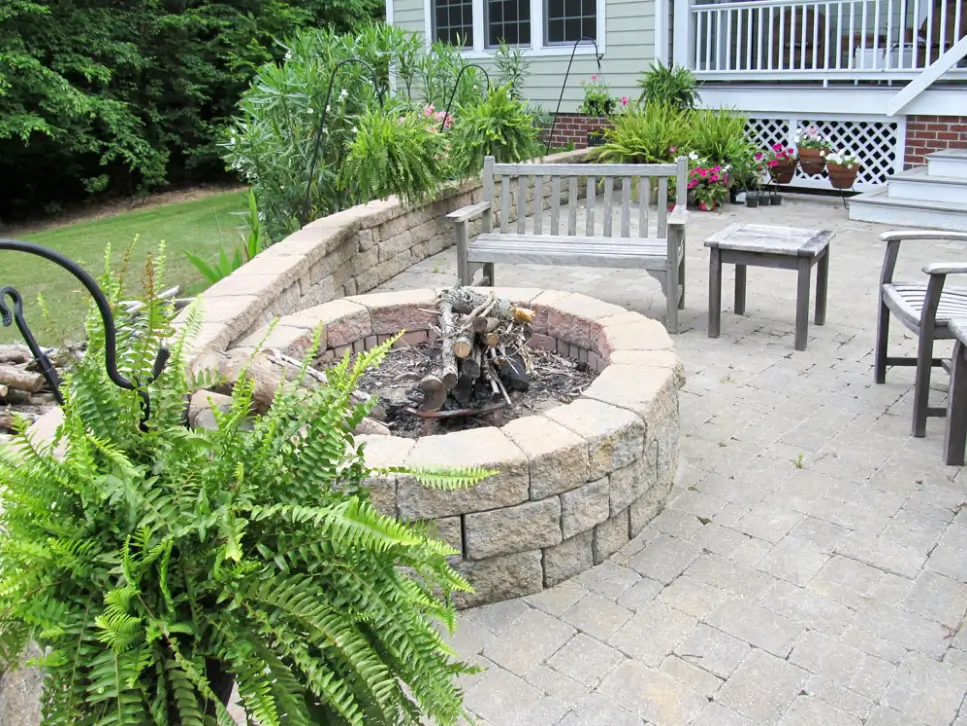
[798, 148, 826, 176]
[698, 201, 717, 212]
[769, 160, 796, 184]
[827, 162, 859, 189]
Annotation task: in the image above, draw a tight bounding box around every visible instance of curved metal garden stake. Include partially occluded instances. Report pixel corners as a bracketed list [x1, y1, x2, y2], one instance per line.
[440, 63, 492, 133]
[299, 58, 387, 228]
[546, 37, 604, 153]
[0, 239, 169, 422]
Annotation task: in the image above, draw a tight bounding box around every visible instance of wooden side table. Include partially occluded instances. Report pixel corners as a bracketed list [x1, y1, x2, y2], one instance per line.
[705, 223, 835, 351]
[945, 319, 967, 465]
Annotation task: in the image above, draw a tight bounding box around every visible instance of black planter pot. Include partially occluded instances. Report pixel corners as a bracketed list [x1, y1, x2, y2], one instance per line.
[770, 194, 783, 206]
[586, 133, 605, 148]
[746, 193, 759, 208]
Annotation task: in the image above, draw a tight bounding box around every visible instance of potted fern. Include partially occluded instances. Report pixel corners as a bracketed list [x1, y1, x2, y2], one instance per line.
[0, 258, 488, 725]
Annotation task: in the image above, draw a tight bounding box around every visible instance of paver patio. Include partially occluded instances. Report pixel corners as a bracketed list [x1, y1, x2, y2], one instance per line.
[378, 196, 967, 725]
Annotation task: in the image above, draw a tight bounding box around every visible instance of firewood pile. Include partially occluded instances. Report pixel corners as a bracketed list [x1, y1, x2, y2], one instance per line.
[414, 286, 535, 417]
[0, 344, 62, 434]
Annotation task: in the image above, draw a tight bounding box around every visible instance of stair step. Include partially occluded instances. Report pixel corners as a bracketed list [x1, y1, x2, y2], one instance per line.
[849, 187, 967, 232]
[888, 167, 967, 203]
[927, 148, 967, 179]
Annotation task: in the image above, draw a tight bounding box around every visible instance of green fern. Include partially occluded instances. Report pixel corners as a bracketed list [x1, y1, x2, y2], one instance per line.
[0, 249, 491, 725]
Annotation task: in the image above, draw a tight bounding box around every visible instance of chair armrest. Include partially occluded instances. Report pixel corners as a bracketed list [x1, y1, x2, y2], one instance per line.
[923, 262, 967, 276]
[667, 205, 689, 227]
[881, 230, 967, 243]
[447, 201, 491, 224]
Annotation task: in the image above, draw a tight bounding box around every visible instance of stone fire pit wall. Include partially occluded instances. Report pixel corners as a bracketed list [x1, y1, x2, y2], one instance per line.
[228, 288, 683, 608]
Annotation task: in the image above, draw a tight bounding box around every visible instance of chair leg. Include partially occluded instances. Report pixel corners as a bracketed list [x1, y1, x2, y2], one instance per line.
[945, 341, 967, 465]
[483, 263, 495, 287]
[912, 327, 935, 438]
[678, 255, 686, 310]
[874, 298, 890, 384]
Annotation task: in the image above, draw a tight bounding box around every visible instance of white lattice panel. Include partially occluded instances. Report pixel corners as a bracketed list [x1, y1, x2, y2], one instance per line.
[745, 115, 905, 192]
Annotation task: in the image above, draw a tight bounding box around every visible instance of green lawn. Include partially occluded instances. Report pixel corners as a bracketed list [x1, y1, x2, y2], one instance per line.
[1, 191, 248, 343]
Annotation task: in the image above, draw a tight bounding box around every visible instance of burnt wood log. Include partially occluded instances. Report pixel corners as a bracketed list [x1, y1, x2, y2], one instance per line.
[440, 286, 535, 324]
[0, 365, 44, 393]
[417, 375, 447, 412]
[0, 345, 31, 365]
[437, 301, 458, 389]
[452, 331, 474, 359]
[499, 352, 530, 392]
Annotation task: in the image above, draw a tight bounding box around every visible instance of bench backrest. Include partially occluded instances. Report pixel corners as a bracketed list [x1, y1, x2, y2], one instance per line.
[483, 156, 688, 240]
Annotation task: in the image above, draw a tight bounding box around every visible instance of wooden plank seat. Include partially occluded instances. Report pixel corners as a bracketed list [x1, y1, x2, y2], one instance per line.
[874, 230, 967, 437]
[447, 155, 690, 333]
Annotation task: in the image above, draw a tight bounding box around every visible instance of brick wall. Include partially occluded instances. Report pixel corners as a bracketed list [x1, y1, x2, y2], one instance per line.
[905, 115, 967, 167]
[542, 114, 612, 149]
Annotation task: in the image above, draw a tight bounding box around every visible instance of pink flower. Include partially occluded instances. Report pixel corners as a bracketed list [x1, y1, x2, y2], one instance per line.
[772, 143, 783, 151]
[710, 173, 720, 182]
[424, 104, 435, 116]
[398, 116, 406, 124]
[754, 152, 764, 160]
[621, 96, 629, 106]
[669, 146, 677, 153]
[768, 159, 778, 167]
[591, 74, 598, 80]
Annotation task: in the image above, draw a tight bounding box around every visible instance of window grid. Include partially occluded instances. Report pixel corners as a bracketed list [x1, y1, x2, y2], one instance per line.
[434, 0, 474, 47]
[485, 0, 532, 47]
[545, 0, 597, 44]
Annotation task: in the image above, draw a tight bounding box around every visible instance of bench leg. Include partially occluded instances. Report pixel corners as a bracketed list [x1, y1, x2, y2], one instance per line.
[708, 248, 722, 338]
[734, 264, 747, 316]
[815, 248, 828, 325]
[794, 257, 811, 351]
[874, 295, 890, 384]
[482, 263, 495, 287]
[945, 341, 967, 465]
[678, 254, 686, 310]
[912, 325, 936, 438]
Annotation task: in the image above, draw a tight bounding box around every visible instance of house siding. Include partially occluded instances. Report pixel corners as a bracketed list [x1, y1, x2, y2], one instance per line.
[390, 0, 655, 112]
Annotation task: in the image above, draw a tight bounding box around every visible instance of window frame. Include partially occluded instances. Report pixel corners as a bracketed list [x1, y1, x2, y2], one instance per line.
[430, 0, 476, 48]
[423, 0, 606, 56]
[543, 0, 598, 47]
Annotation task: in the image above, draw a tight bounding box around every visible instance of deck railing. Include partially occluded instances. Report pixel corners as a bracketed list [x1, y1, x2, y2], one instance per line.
[687, 0, 967, 80]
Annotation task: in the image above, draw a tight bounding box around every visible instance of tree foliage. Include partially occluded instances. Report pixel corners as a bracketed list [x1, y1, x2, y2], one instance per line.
[0, 0, 382, 218]
[0, 250, 491, 724]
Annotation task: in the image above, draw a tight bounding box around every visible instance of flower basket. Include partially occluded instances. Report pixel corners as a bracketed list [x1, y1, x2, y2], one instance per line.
[798, 148, 826, 176]
[769, 159, 796, 184]
[698, 201, 717, 212]
[827, 161, 860, 189]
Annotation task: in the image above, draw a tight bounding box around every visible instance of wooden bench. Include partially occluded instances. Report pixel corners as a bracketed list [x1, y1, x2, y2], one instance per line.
[447, 155, 690, 333]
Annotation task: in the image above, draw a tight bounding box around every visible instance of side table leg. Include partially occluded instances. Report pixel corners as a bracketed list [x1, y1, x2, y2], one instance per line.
[815, 248, 829, 325]
[946, 341, 967, 465]
[735, 264, 747, 316]
[795, 257, 811, 351]
[708, 248, 722, 338]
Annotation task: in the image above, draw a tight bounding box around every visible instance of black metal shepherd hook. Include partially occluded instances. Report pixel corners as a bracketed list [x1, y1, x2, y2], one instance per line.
[546, 37, 604, 153]
[439, 63, 492, 133]
[299, 58, 387, 228]
[0, 239, 169, 421]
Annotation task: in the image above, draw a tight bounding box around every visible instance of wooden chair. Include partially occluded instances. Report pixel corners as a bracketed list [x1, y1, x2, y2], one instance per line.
[875, 230, 967, 437]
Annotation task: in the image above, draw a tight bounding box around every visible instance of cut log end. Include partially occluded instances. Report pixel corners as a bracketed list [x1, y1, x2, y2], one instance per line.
[418, 375, 447, 412]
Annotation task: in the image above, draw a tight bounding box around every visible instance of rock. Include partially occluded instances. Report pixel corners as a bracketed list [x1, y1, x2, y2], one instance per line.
[609, 458, 653, 516]
[501, 417, 591, 499]
[561, 476, 612, 539]
[593, 509, 630, 565]
[544, 399, 645, 480]
[454, 550, 544, 608]
[464, 498, 562, 560]
[544, 531, 594, 587]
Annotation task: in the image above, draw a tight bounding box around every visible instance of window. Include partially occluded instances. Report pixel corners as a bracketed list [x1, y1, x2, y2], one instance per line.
[433, 0, 474, 46]
[485, 0, 532, 47]
[545, 0, 597, 44]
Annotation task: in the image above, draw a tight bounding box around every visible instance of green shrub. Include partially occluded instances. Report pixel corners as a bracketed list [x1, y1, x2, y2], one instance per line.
[595, 103, 692, 164]
[448, 84, 544, 177]
[688, 108, 751, 166]
[636, 61, 701, 111]
[494, 42, 531, 101]
[0, 255, 489, 725]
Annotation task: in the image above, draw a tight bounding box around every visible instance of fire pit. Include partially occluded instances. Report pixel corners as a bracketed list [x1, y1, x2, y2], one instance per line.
[230, 287, 683, 607]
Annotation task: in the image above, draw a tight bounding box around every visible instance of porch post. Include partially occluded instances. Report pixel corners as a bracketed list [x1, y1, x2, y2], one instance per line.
[673, 0, 693, 68]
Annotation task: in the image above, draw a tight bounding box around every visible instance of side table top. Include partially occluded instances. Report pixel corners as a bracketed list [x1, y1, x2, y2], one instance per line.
[704, 223, 835, 257]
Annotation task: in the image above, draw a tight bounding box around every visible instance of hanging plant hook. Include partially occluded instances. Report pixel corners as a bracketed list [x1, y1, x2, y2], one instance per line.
[546, 37, 603, 153]
[439, 63, 492, 133]
[299, 58, 387, 228]
[0, 239, 169, 421]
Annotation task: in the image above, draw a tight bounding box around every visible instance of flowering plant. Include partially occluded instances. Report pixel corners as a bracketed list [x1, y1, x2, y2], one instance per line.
[687, 164, 730, 207]
[422, 103, 452, 131]
[822, 149, 860, 169]
[578, 74, 617, 117]
[762, 143, 796, 168]
[794, 125, 833, 151]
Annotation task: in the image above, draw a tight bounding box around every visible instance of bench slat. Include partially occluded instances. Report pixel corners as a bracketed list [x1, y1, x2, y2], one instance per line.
[587, 178, 596, 235]
[517, 177, 527, 235]
[551, 177, 561, 235]
[467, 234, 672, 270]
[500, 175, 509, 233]
[603, 177, 614, 237]
[639, 179, 649, 239]
[568, 178, 577, 235]
[534, 175, 544, 234]
[657, 177, 668, 236]
[621, 177, 631, 238]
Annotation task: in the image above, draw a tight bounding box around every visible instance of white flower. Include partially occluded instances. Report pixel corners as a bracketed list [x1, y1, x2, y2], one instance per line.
[285, 50, 292, 60]
[326, 105, 331, 113]
[351, 126, 357, 133]
[306, 107, 314, 114]
[688, 152, 699, 161]
[339, 89, 349, 100]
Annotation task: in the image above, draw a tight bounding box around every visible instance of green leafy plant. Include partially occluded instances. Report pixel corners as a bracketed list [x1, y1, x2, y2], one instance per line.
[186, 189, 265, 284]
[686, 163, 730, 208]
[578, 75, 617, 117]
[636, 61, 701, 111]
[419, 40, 487, 110]
[494, 41, 531, 101]
[0, 252, 491, 725]
[595, 102, 691, 164]
[448, 84, 543, 177]
[688, 108, 749, 166]
[339, 107, 448, 207]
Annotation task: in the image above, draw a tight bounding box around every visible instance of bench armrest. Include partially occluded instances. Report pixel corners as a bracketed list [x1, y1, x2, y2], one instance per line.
[447, 201, 491, 224]
[923, 262, 967, 276]
[667, 205, 689, 227]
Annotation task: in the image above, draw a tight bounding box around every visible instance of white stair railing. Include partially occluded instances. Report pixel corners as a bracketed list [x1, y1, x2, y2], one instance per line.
[887, 33, 967, 113]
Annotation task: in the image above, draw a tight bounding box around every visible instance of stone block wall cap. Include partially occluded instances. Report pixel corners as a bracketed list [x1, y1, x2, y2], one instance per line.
[283, 298, 369, 326]
[540, 292, 632, 321]
[354, 434, 416, 468]
[600, 318, 675, 354]
[543, 397, 644, 435]
[404, 426, 526, 470]
[501, 415, 588, 457]
[346, 289, 437, 310]
[582, 364, 677, 417]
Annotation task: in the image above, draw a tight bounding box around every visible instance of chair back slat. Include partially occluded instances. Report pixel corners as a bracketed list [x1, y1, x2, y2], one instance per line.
[550, 177, 561, 235]
[639, 178, 650, 239]
[534, 175, 544, 235]
[586, 178, 596, 235]
[657, 177, 669, 238]
[603, 177, 614, 237]
[500, 175, 509, 233]
[567, 178, 577, 235]
[621, 177, 632, 238]
[516, 177, 527, 234]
